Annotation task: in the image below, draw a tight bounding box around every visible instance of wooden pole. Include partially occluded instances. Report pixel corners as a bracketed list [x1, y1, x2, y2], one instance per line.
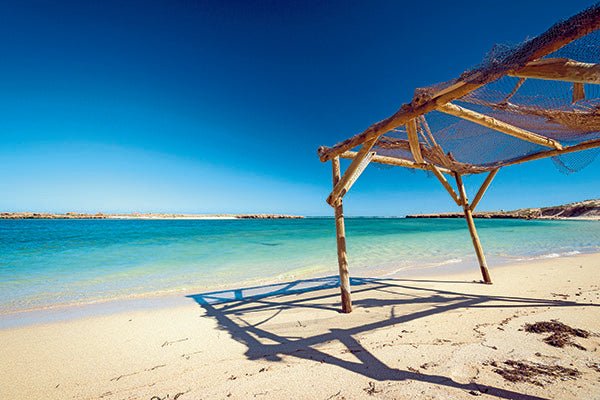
[406, 119, 424, 163]
[438, 103, 563, 150]
[455, 173, 492, 284]
[332, 157, 353, 313]
[496, 138, 600, 169]
[430, 165, 461, 206]
[340, 150, 451, 173]
[327, 138, 377, 206]
[470, 168, 499, 211]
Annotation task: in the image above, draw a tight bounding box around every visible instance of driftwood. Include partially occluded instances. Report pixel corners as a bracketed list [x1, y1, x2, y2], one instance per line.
[332, 157, 352, 313]
[470, 169, 499, 211]
[375, 137, 491, 174]
[339, 150, 450, 173]
[327, 138, 377, 206]
[406, 119, 424, 163]
[455, 173, 492, 284]
[464, 100, 600, 133]
[509, 58, 600, 84]
[430, 165, 461, 206]
[437, 103, 563, 150]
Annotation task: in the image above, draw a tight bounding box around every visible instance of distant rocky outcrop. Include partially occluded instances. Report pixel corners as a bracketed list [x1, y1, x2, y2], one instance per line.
[235, 214, 304, 219]
[0, 212, 107, 219]
[0, 212, 304, 220]
[406, 199, 600, 220]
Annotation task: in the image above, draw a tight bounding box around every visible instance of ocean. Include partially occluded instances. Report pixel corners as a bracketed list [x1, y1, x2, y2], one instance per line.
[1, 218, 599, 314]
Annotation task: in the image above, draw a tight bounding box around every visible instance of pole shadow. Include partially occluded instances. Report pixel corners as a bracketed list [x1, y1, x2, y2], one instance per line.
[186, 276, 597, 400]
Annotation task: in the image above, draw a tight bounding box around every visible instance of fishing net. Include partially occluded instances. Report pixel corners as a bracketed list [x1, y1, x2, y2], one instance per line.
[369, 7, 600, 175]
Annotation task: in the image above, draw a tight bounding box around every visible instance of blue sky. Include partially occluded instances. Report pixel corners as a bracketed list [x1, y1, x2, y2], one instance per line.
[0, 0, 598, 216]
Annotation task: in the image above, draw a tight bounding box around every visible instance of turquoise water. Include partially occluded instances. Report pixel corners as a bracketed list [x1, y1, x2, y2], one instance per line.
[0, 218, 599, 313]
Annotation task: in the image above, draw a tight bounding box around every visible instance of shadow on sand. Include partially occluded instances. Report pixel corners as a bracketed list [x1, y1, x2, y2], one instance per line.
[187, 276, 597, 400]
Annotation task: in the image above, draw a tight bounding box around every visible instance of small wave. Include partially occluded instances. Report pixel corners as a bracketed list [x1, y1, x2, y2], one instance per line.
[382, 258, 463, 276]
[435, 258, 463, 266]
[514, 250, 581, 262]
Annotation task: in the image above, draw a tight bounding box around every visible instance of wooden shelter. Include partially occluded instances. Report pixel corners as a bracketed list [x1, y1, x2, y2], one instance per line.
[318, 5, 600, 313]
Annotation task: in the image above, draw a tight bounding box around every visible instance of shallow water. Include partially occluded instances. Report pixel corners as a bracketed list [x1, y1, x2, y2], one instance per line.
[0, 218, 598, 313]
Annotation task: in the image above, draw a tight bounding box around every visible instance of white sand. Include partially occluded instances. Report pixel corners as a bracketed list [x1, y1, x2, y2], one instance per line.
[1, 253, 600, 399]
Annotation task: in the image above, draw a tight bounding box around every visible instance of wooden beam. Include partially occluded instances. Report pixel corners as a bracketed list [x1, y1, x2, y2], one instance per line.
[455, 173, 492, 284]
[317, 5, 600, 162]
[438, 102, 563, 150]
[498, 138, 600, 168]
[572, 82, 585, 103]
[375, 136, 493, 174]
[340, 151, 451, 173]
[430, 165, 461, 206]
[509, 58, 600, 84]
[406, 119, 424, 163]
[470, 168, 499, 211]
[326, 138, 377, 206]
[332, 157, 352, 313]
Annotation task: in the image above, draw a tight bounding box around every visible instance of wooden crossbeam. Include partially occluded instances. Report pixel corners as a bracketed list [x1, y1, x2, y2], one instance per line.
[326, 138, 377, 206]
[509, 58, 600, 84]
[339, 151, 451, 173]
[430, 165, 461, 206]
[438, 103, 563, 150]
[470, 168, 499, 211]
[406, 119, 424, 163]
[499, 138, 600, 168]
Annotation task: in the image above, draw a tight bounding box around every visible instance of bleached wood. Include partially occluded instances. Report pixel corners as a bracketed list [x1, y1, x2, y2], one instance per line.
[326, 138, 377, 206]
[455, 173, 492, 284]
[430, 165, 461, 206]
[438, 103, 563, 150]
[510, 58, 600, 84]
[332, 157, 352, 313]
[406, 119, 424, 163]
[499, 138, 600, 168]
[340, 151, 450, 172]
[470, 169, 499, 211]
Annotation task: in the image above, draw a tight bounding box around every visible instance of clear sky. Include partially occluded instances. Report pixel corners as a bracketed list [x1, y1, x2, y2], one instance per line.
[0, 0, 598, 216]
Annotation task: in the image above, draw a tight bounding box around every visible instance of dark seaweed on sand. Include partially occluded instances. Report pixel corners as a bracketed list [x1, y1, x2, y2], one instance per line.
[492, 360, 581, 386]
[524, 320, 589, 350]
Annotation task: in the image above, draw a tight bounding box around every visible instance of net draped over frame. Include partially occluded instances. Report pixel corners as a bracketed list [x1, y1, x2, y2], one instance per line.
[373, 29, 600, 175]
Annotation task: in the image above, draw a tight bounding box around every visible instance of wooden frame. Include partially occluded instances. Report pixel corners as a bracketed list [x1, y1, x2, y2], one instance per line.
[320, 5, 600, 313]
[318, 5, 600, 163]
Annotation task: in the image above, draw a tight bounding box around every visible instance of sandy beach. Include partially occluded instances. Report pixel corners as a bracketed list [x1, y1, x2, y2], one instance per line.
[1, 253, 599, 400]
